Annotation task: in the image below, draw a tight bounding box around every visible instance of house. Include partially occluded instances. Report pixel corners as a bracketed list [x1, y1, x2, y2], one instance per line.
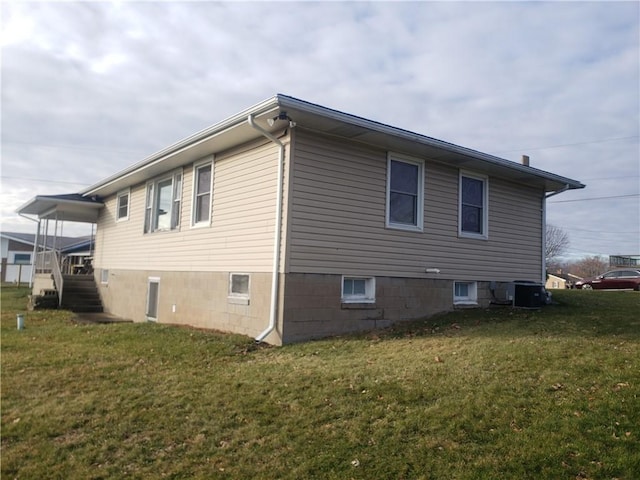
[17, 94, 584, 344]
[545, 273, 571, 289]
[1, 231, 94, 284]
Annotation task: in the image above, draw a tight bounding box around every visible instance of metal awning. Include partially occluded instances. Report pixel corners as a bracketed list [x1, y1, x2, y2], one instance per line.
[17, 194, 104, 223]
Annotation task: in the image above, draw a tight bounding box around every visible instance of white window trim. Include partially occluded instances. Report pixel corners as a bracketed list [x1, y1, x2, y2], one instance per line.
[341, 276, 376, 304]
[228, 273, 250, 305]
[459, 171, 489, 240]
[191, 158, 214, 228]
[100, 269, 109, 285]
[386, 153, 424, 232]
[146, 277, 161, 321]
[116, 189, 130, 222]
[453, 281, 478, 305]
[144, 170, 182, 234]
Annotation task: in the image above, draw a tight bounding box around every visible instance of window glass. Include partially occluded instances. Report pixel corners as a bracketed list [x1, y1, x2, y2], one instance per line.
[342, 276, 375, 303]
[172, 174, 182, 229]
[454, 281, 477, 304]
[344, 278, 366, 296]
[455, 282, 469, 297]
[144, 184, 154, 233]
[461, 176, 484, 234]
[144, 173, 181, 234]
[117, 192, 129, 220]
[388, 159, 422, 227]
[155, 179, 173, 230]
[14, 253, 31, 264]
[194, 164, 212, 224]
[231, 274, 250, 296]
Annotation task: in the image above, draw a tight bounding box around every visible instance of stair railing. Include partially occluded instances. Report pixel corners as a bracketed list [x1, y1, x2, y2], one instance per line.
[50, 251, 64, 307]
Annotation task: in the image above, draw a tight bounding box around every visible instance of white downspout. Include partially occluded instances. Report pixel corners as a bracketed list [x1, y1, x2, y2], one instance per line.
[248, 114, 285, 343]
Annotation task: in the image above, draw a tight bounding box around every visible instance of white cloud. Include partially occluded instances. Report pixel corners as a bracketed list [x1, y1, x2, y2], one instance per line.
[1, 1, 638, 254]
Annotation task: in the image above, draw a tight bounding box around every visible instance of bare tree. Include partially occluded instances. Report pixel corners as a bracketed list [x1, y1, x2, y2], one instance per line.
[573, 256, 608, 278]
[546, 224, 570, 263]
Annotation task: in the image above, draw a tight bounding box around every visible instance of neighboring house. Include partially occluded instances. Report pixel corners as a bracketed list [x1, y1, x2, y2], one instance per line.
[17, 94, 584, 344]
[1, 231, 94, 283]
[546, 273, 569, 289]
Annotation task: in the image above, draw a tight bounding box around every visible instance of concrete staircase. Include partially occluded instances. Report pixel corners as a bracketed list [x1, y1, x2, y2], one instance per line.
[61, 275, 103, 313]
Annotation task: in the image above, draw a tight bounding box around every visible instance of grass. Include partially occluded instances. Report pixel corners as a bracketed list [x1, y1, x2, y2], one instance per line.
[1, 286, 639, 479]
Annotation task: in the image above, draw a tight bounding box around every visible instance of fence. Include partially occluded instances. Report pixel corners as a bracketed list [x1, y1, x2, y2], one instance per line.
[1, 263, 33, 285]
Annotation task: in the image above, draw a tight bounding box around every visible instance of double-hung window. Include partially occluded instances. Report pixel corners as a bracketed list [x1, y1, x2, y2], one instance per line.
[192, 161, 213, 226]
[459, 172, 488, 239]
[116, 189, 130, 221]
[386, 154, 424, 231]
[144, 171, 182, 233]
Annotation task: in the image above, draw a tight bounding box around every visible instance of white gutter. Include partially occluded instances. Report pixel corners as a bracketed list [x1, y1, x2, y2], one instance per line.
[247, 114, 285, 343]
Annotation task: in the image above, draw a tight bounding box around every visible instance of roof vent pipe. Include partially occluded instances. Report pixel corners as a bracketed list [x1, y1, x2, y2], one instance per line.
[522, 155, 530, 167]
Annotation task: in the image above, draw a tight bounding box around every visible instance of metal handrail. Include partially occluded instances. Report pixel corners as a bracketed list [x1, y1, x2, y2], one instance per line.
[36, 250, 64, 306]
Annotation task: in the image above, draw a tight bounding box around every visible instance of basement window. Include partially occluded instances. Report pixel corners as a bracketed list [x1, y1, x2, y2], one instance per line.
[454, 281, 478, 305]
[101, 269, 109, 285]
[342, 276, 375, 304]
[228, 273, 250, 305]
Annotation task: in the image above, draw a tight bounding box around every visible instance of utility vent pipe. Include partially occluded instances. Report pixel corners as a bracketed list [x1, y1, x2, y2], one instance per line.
[521, 155, 530, 166]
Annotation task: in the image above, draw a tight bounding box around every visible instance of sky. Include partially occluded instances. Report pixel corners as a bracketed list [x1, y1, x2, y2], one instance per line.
[1, 1, 639, 260]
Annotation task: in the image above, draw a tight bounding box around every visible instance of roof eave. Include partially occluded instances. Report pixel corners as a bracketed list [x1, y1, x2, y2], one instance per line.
[80, 93, 584, 197]
[81, 95, 283, 197]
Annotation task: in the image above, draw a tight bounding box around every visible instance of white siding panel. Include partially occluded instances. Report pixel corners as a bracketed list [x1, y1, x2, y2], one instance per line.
[95, 137, 287, 273]
[288, 130, 543, 282]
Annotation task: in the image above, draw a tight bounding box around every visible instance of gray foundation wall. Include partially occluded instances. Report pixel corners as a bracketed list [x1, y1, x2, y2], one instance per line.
[97, 269, 278, 342]
[281, 273, 492, 344]
[97, 270, 492, 345]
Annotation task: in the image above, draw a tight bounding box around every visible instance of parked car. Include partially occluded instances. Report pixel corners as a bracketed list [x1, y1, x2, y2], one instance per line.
[575, 269, 640, 291]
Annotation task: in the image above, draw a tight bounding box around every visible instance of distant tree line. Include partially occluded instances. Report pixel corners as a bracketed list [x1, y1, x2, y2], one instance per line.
[545, 224, 609, 279]
[548, 256, 610, 279]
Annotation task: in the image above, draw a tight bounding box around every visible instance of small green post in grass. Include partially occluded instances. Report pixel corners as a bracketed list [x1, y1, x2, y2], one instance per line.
[16, 313, 24, 330]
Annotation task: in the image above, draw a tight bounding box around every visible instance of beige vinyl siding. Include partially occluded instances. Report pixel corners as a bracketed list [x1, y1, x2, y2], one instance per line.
[95, 136, 288, 273]
[288, 130, 543, 282]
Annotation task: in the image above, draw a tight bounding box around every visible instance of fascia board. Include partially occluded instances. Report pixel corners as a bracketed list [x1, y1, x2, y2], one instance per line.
[277, 94, 585, 191]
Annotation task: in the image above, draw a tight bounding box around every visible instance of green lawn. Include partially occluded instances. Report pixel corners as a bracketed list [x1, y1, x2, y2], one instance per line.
[2, 286, 639, 479]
